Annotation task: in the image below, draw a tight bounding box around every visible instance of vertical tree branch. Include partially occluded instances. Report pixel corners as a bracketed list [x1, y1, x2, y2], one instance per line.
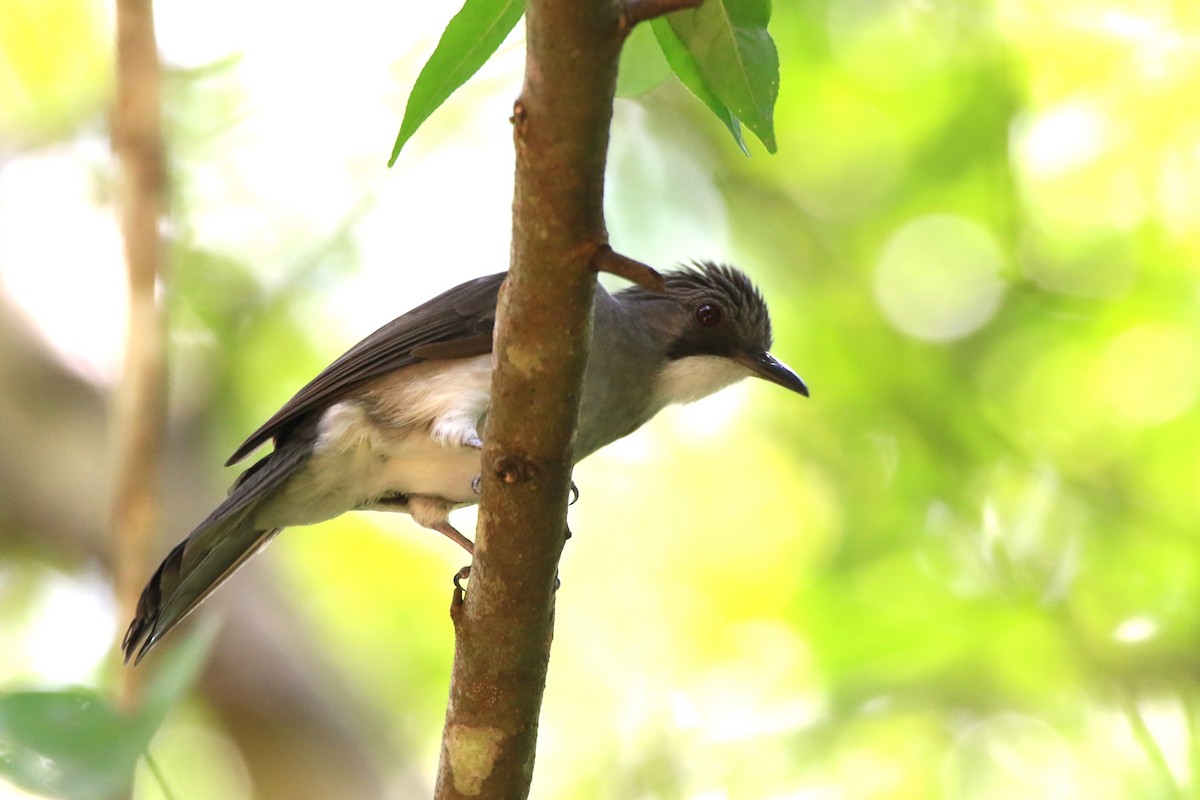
[111, 0, 167, 708]
[432, 1, 627, 798]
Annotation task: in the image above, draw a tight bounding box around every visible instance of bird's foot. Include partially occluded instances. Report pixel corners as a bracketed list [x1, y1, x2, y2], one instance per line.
[453, 565, 471, 591]
[470, 477, 575, 501]
[452, 566, 560, 592]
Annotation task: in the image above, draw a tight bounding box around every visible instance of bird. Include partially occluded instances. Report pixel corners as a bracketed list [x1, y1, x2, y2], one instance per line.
[122, 261, 808, 663]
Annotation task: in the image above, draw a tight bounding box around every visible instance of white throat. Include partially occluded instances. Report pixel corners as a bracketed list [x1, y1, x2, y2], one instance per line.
[654, 355, 750, 407]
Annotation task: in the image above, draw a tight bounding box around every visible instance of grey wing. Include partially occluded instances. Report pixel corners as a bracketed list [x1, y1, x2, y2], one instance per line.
[226, 271, 506, 465]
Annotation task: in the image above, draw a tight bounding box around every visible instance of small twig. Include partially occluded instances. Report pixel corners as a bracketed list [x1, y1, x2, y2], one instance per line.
[620, 0, 704, 32]
[1118, 688, 1184, 798]
[144, 750, 179, 800]
[111, 0, 167, 710]
[592, 245, 666, 292]
[1181, 690, 1200, 799]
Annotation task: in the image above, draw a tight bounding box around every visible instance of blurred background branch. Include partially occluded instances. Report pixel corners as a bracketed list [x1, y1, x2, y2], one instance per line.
[110, 0, 167, 708]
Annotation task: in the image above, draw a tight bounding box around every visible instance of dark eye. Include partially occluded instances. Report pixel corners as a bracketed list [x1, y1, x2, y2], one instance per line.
[695, 304, 722, 327]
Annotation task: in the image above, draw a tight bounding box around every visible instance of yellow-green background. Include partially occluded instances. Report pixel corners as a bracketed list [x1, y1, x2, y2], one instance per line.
[2, 0, 1199, 798]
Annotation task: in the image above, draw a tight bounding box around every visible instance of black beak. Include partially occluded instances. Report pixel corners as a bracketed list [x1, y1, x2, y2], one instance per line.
[741, 351, 809, 397]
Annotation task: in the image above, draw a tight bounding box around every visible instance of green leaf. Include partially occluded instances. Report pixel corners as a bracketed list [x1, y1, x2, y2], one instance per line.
[0, 621, 217, 800]
[665, 0, 779, 153]
[388, 0, 526, 166]
[617, 19, 672, 99]
[651, 18, 749, 156]
[0, 689, 141, 800]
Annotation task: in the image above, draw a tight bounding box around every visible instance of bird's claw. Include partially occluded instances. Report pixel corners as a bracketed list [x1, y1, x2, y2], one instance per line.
[453, 565, 471, 591]
[470, 477, 573, 500]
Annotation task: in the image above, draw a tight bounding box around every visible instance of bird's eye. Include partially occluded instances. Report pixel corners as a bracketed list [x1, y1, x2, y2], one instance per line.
[695, 304, 722, 327]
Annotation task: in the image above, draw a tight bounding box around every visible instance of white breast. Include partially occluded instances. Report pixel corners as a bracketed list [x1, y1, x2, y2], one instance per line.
[654, 355, 750, 406]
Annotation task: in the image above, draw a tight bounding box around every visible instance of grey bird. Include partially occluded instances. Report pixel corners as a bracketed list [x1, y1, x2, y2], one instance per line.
[122, 262, 808, 663]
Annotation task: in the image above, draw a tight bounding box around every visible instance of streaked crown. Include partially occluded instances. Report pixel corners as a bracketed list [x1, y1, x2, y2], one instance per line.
[657, 261, 774, 360]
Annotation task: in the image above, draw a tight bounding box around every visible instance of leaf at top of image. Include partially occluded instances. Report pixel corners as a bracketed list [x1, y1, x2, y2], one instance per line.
[665, 0, 779, 153]
[651, 18, 749, 156]
[388, 0, 526, 166]
[617, 21, 673, 99]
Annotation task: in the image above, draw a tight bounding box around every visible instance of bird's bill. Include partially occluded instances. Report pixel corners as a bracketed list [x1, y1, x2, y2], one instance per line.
[741, 351, 809, 397]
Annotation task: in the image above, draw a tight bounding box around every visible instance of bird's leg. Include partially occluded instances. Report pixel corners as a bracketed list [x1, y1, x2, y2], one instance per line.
[408, 495, 474, 555]
[435, 519, 473, 595]
[406, 494, 475, 600]
[432, 521, 475, 555]
[431, 520, 476, 594]
[457, 478, 574, 591]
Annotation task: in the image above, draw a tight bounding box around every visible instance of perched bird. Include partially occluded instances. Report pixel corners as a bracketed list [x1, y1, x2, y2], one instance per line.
[123, 262, 808, 663]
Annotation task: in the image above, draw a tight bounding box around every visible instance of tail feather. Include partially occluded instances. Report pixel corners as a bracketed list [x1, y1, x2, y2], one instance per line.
[122, 538, 185, 659]
[123, 432, 314, 664]
[122, 510, 281, 664]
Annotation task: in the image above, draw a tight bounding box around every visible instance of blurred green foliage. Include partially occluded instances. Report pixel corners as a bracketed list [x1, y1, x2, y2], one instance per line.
[0, 624, 214, 800]
[2, 0, 1199, 798]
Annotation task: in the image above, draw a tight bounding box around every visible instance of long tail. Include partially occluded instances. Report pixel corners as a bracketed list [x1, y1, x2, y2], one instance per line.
[122, 517, 280, 664]
[122, 436, 312, 664]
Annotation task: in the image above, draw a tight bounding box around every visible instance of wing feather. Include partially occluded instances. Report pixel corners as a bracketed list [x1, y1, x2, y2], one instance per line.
[226, 271, 505, 465]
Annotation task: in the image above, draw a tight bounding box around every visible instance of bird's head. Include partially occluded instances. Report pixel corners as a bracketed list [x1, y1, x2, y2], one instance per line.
[644, 261, 809, 405]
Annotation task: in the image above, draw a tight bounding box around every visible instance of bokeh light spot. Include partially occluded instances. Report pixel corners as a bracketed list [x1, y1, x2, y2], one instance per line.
[1014, 101, 1108, 178]
[874, 214, 1007, 342]
[1113, 614, 1158, 644]
[0, 151, 126, 383]
[1098, 322, 1200, 426]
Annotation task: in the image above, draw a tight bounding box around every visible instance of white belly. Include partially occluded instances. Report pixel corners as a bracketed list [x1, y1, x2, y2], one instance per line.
[256, 419, 483, 529]
[362, 435, 482, 503]
[255, 356, 491, 529]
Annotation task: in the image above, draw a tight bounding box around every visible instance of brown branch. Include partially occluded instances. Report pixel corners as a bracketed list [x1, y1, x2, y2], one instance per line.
[620, 0, 705, 32]
[592, 245, 667, 292]
[110, 0, 167, 710]
[432, 0, 629, 798]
